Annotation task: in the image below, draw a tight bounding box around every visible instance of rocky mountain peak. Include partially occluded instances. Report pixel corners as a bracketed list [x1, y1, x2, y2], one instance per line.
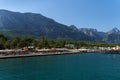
[107, 27, 120, 34]
[69, 25, 78, 31]
[112, 27, 119, 32]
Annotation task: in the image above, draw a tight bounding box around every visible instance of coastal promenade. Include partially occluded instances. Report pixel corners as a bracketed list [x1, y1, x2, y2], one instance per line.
[0, 48, 119, 59]
[0, 51, 79, 59]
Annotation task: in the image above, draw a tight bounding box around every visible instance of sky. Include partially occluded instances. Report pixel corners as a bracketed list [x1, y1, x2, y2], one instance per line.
[0, 0, 120, 32]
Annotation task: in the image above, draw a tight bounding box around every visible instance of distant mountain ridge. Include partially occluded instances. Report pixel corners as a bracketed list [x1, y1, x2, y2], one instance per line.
[0, 9, 120, 43]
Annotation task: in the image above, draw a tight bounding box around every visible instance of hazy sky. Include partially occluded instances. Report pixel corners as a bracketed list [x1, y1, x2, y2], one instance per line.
[0, 0, 120, 31]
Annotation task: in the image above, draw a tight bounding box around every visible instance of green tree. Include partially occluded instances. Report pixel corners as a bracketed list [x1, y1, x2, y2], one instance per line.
[39, 36, 49, 48]
[4, 41, 11, 49]
[10, 37, 20, 48]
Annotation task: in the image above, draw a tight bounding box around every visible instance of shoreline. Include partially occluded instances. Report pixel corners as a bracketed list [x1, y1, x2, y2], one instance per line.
[0, 49, 120, 59]
[0, 51, 119, 59]
[0, 52, 80, 59]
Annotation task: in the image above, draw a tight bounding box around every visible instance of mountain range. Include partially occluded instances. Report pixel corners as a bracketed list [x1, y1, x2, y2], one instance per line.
[0, 9, 120, 43]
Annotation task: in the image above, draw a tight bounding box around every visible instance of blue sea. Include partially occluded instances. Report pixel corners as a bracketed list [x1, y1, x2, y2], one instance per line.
[0, 53, 120, 80]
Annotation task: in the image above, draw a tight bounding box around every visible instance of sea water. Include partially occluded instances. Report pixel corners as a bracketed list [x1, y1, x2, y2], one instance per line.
[0, 53, 120, 80]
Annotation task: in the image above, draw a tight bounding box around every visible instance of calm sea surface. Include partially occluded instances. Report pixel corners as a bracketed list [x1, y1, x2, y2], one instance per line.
[0, 53, 120, 80]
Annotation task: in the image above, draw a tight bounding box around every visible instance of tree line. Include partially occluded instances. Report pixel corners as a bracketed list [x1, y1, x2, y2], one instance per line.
[0, 34, 118, 50]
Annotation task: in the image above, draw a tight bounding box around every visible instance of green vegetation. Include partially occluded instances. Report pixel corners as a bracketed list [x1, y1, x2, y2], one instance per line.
[0, 34, 118, 50]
